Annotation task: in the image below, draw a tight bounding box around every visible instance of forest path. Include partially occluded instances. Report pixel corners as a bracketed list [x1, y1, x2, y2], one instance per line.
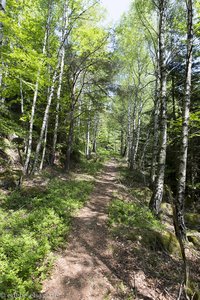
[42, 159, 135, 300]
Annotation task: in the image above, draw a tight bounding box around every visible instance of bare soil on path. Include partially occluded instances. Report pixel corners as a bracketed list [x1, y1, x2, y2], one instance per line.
[41, 160, 182, 300]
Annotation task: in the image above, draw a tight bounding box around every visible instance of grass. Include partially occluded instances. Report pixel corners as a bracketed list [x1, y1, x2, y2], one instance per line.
[108, 199, 162, 232]
[77, 158, 103, 175]
[0, 175, 94, 299]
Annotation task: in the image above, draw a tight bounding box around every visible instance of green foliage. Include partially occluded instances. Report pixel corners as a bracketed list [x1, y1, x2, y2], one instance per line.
[0, 177, 93, 297]
[78, 157, 103, 175]
[108, 199, 162, 231]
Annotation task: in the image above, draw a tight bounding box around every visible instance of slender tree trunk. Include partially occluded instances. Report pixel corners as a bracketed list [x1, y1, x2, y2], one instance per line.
[132, 99, 143, 168]
[120, 129, 124, 157]
[32, 1, 69, 174]
[23, 9, 51, 175]
[174, 0, 193, 241]
[0, 0, 5, 44]
[0, 0, 5, 104]
[129, 99, 137, 170]
[20, 78, 24, 115]
[139, 127, 151, 170]
[0, 64, 7, 104]
[92, 114, 99, 153]
[51, 46, 66, 165]
[172, 75, 176, 121]
[150, 76, 160, 185]
[65, 106, 75, 172]
[149, 0, 168, 215]
[127, 98, 132, 159]
[86, 117, 91, 159]
[51, 3, 68, 164]
[39, 118, 49, 171]
[32, 68, 59, 174]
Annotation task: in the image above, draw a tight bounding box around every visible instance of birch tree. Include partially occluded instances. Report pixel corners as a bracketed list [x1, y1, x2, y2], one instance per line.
[174, 0, 193, 241]
[23, 1, 53, 175]
[149, 0, 168, 215]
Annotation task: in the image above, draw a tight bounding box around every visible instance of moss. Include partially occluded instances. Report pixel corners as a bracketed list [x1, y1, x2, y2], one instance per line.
[186, 281, 200, 300]
[187, 233, 200, 250]
[0, 170, 22, 189]
[142, 229, 181, 255]
[185, 213, 200, 230]
[126, 228, 181, 256]
[158, 231, 181, 255]
[160, 202, 173, 217]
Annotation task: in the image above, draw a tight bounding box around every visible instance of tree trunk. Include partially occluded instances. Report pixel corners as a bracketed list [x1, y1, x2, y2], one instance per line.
[0, 0, 5, 45]
[23, 7, 51, 175]
[149, 0, 168, 215]
[150, 76, 160, 186]
[127, 98, 132, 159]
[86, 118, 91, 159]
[20, 78, 24, 115]
[65, 107, 75, 172]
[32, 67, 59, 174]
[174, 0, 193, 241]
[129, 99, 137, 170]
[39, 118, 49, 171]
[139, 127, 151, 170]
[51, 2, 68, 164]
[32, 1, 68, 174]
[132, 99, 143, 168]
[92, 114, 99, 153]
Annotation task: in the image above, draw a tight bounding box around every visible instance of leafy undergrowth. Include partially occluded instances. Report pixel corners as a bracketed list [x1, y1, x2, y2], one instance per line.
[109, 199, 162, 231]
[109, 165, 200, 299]
[0, 174, 94, 298]
[77, 158, 104, 175]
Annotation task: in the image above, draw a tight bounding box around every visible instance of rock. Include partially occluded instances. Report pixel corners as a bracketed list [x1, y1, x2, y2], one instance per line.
[186, 281, 200, 300]
[157, 230, 180, 255]
[128, 228, 181, 256]
[160, 202, 173, 217]
[0, 169, 22, 189]
[187, 232, 200, 250]
[185, 213, 200, 230]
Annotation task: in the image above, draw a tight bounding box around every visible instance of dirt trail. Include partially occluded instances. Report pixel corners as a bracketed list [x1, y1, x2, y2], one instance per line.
[42, 160, 126, 300]
[41, 160, 179, 300]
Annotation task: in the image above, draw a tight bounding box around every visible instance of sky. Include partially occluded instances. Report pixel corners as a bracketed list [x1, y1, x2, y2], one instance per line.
[101, 0, 131, 23]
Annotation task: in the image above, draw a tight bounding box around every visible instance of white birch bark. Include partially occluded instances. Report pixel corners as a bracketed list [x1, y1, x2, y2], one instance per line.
[127, 98, 132, 159]
[20, 78, 24, 115]
[32, 1, 69, 173]
[92, 114, 99, 153]
[86, 118, 90, 159]
[132, 99, 143, 168]
[23, 8, 51, 175]
[65, 106, 75, 172]
[129, 98, 137, 170]
[149, 0, 168, 214]
[150, 78, 160, 185]
[39, 119, 49, 171]
[175, 0, 193, 240]
[51, 3, 68, 164]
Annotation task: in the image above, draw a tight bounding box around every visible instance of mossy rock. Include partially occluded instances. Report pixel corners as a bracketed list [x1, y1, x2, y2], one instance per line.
[158, 231, 180, 255]
[0, 170, 22, 189]
[127, 228, 181, 255]
[186, 281, 200, 300]
[187, 232, 200, 250]
[160, 202, 173, 217]
[185, 213, 200, 230]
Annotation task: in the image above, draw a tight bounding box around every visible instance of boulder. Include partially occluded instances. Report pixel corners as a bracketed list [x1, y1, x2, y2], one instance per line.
[185, 213, 200, 230]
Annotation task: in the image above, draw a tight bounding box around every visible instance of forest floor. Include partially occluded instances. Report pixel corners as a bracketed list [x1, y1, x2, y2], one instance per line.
[41, 159, 195, 300]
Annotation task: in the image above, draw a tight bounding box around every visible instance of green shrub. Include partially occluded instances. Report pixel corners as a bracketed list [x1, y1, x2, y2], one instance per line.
[78, 158, 103, 175]
[108, 199, 162, 231]
[0, 177, 93, 298]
